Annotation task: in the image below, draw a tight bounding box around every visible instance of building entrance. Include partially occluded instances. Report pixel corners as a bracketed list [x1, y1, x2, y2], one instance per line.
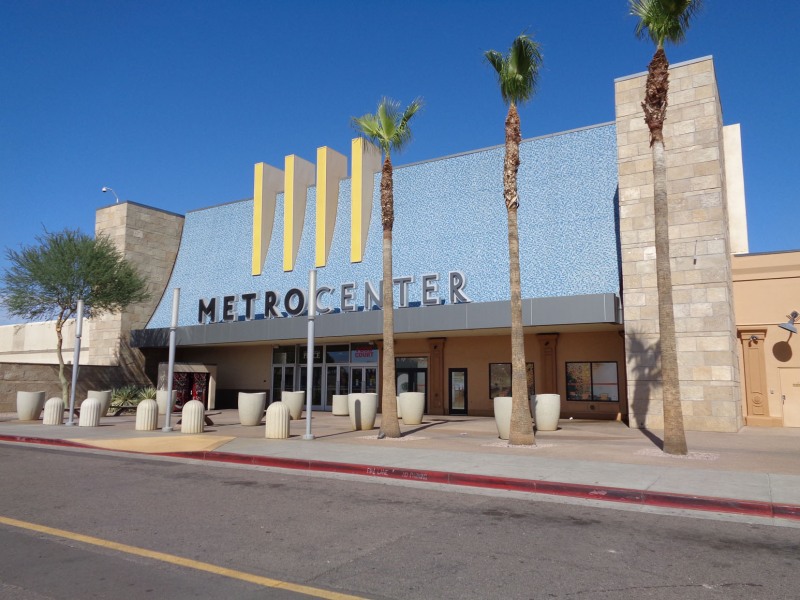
[272, 343, 378, 411]
[396, 357, 428, 412]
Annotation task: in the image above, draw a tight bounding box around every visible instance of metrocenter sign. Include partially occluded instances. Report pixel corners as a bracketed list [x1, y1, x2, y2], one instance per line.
[198, 271, 472, 323]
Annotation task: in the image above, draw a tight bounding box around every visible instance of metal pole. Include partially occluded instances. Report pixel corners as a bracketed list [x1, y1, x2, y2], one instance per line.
[303, 269, 316, 440]
[65, 299, 84, 426]
[163, 288, 180, 432]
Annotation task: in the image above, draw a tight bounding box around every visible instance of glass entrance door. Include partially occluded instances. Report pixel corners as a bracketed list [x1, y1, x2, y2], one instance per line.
[271, 365, 295, 404]
[351, 367, 378, 394]
[326, 366, 350, 402]
[299, 366, 323, 409]
[396, 368, 428, 411]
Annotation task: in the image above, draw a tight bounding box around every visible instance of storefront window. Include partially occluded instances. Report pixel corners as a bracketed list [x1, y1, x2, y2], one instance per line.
[325, 344, 350, 364]
[272, 346, 296, 365]
[489, 363, 534, 399]
[396, 357, 428, 369]
[351, 342, 378, 364]
[566, 362, 618, 401]
[299, 345, 324, 364]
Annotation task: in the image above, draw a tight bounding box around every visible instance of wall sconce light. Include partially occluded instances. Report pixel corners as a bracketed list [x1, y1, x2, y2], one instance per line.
[778, 311, 799, 334]
[749, 335, 759, 342]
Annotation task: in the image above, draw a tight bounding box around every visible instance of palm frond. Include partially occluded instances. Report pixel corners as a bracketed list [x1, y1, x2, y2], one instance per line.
[484, 33, 543, 106]
[630, 0, 703, 47]
[351, 97, 423, 156]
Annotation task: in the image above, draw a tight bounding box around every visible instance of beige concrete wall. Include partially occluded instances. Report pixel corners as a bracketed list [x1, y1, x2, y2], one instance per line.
[616, 56, 742, 432]
[0, 319, 91, 364]
[733, 251, 800, 424]
[90, 202, 184, 372]
[723, 124, 748, 254]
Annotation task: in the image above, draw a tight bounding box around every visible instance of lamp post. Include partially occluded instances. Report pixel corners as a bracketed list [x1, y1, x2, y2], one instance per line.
[101, 186, 121, 203]
[303, 269, 316, 440]
[65, 299, 84, 426]
[162, 288, 180, 432]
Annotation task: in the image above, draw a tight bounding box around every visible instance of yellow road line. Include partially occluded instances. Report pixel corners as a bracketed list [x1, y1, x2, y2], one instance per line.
[0, 515, 369, 600]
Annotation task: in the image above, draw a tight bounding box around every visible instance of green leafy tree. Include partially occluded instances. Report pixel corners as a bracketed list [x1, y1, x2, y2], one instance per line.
[630, 0, 703, 455]
[352, 97, 423, 438]
[1, 229, 150, 403]
[485, 34, 543, 446]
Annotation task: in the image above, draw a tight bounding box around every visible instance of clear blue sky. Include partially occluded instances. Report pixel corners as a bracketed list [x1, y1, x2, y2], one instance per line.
[1, 1, 797, 323]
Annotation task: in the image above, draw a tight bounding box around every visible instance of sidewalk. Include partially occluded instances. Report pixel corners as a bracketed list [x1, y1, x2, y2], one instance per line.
[1, 410, 799, 522]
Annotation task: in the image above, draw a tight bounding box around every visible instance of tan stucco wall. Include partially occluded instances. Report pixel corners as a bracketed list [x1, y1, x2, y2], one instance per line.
[616, 56, 743, 432]
[0, 319, 90, 364]
[399, 331, 627, 418]
[733, 251, 800, 424]
[178, 345, 272, 390]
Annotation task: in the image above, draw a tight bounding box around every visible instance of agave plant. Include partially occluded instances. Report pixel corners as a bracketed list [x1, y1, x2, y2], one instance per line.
[137, 386, 157, 401]
[111, 385, 140, 407]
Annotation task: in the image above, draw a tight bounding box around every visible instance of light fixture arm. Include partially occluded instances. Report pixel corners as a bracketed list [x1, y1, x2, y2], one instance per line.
[101, 186, 121, 203]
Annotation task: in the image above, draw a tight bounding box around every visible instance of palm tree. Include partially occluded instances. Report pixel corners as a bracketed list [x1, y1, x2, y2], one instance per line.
[352, 97, 422, 438]
[485, 34, 542, 446]
[630, 0, 703, 455]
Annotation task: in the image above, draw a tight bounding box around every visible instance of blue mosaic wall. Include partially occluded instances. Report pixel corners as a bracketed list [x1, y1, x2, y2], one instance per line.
[147, 123, 620, 328]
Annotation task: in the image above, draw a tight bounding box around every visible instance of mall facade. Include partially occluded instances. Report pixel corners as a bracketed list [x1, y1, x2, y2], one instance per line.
[3, 56, 799, 431]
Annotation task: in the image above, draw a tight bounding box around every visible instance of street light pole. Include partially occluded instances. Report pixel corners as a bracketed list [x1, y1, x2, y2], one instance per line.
[303, 269, 316, 440]
[162, 288, 180, 432]
[65, 299, 84, 426]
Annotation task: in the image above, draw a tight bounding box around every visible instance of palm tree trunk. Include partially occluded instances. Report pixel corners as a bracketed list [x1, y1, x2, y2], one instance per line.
[644, 48, 687, 455]
[504, 103, 534, 446]
[380, 154, 400, 438]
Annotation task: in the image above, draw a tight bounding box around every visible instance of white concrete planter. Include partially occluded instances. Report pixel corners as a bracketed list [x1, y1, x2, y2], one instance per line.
[348, 393, 378, 431]
[88, 390, 112, 417]
[395, 396, 402, 419]
[238, 392, 267, 426]
[531, 394, 561, 431]
[331, 394, 349, 416]
[156, 390, 177, 415]
[493, 396, 512, 440]
[399, 392, 425, 426]
[282, 391, 305, 420]
[16, 391, 45, 421]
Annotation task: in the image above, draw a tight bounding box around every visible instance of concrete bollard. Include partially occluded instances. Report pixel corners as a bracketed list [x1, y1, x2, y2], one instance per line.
[78, 398, 102, 427]
[265, 402, 290, 439]
[42, 397, 64, 425]
[181, 399, 205, 434]
[135, 399, 159, 431]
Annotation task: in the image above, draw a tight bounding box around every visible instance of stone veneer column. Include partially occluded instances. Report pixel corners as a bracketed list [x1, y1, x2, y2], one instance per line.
[88, 203, 184, 378]
[615, 56, 742, 432]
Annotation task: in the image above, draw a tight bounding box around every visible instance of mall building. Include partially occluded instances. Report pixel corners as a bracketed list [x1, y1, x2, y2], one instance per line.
[2, 55, 799, 432]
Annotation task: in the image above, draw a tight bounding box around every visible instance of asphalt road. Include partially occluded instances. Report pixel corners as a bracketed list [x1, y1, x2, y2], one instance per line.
[0, 443, 798, 600]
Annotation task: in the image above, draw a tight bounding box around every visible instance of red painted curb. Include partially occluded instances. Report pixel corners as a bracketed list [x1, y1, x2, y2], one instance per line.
[2, 434, 799, 521]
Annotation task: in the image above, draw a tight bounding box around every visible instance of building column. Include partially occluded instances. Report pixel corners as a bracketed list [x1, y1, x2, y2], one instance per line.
[427, 338, 446, 415]
[537, 333, 559, 394]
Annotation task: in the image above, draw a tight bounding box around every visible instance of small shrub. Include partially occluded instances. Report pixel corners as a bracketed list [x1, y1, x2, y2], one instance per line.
[111, 385, 140, 408]
[138, 386, 157, 401]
